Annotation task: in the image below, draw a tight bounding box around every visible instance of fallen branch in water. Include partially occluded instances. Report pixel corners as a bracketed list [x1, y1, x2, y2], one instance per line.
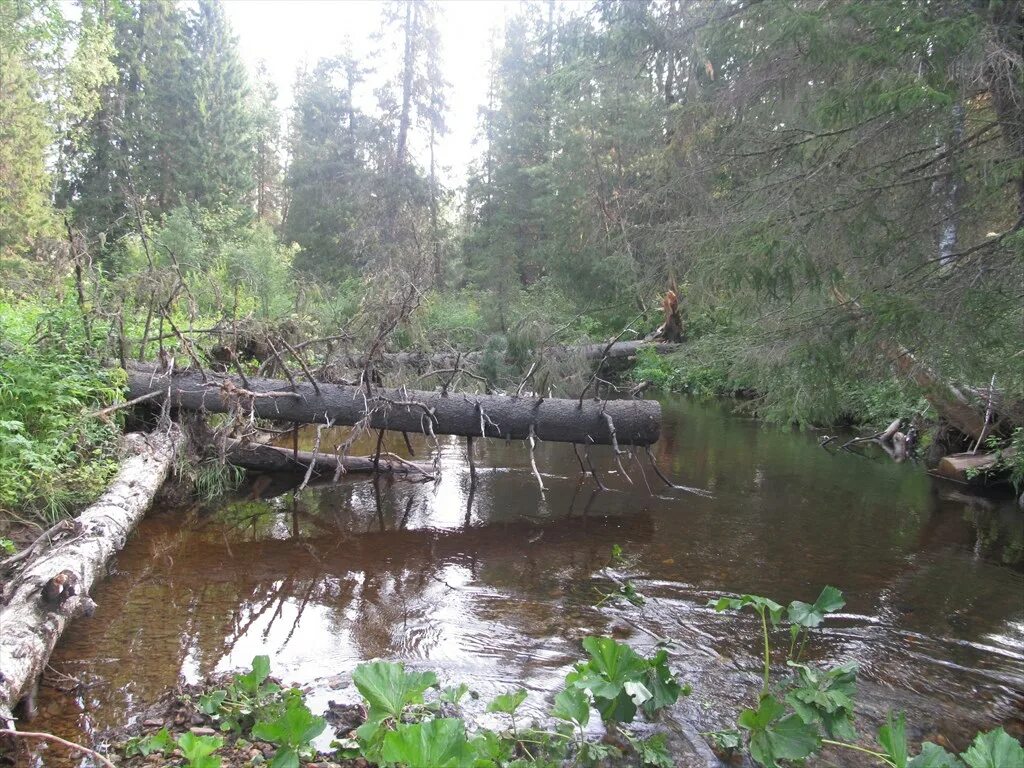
[0, 729, 116, 768]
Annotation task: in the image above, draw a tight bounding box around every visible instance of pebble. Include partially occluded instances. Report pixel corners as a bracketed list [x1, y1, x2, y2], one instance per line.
[323, 673, 347, 689]
[142, 718, 163, 727]
[189, 726, 216, 735]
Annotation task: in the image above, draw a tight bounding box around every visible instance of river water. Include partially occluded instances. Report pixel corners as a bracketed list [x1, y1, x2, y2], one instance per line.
[26, 397, 1024, 764]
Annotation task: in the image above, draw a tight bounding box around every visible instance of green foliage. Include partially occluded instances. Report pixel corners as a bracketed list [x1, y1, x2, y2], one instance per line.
[251, 689, 326, 768]
[194, 655, 282, 735]
[381, 719, 476, 768]
[784, 662, 857, 741]
[486, 688, 528, 717]
[176, 731, 224, 768]
[0, 295, 122, 521]
[565, 636, 685, 725]
[124, 727, 174, 757]
[738, 694, 820, 768]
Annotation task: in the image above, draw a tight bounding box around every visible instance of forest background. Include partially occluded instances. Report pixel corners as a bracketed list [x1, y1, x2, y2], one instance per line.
[1, 0, 1022, 521]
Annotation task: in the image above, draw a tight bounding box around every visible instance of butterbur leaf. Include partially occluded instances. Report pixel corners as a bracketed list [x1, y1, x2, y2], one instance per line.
[709, 594, 785, 624]
[551, 687, 590, 727]
[959, 728, 1024, 768]
[441, 683, 473, 705]
[252, 692, 326, 749]
[486, 688, 527, 715]
[176, 732, 223, 768]
[788, 586, 845, 628]
[631, 732, 674, 768]
[198, 690, 227, 716]
[236, 655, 271, 694]
[642, 649, 684, 717]
[740, 695, 819, 768]
[879, 712, 909, 768]
[580, 636, 649, 691]
[352, 660, 438, 721]
[908, 743, 966, 768]
[623, 680, 653, 706]
[707, 730, 742, 752]
[380, 718, 475, 768]
[268, 747, 300, 768]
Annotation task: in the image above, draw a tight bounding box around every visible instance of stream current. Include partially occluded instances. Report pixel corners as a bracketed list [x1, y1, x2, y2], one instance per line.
[25, 397, 1024, 764]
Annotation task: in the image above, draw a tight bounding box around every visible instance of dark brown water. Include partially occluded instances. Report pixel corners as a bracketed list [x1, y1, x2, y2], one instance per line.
[25, 397, 1024, 764]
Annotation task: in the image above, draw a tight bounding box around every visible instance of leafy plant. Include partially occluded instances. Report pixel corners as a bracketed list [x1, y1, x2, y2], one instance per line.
[251, 688, 326, 768]
[351, 660, 439, 761]
[380, 718, 476, 768]
[565, 636, 685, 727]
[194, 655, 282, 734]
[738, 694, 820, 768]
[176, 732, 224, 768]
[487, 688, 528, 735]
[123, 727, 174, 757]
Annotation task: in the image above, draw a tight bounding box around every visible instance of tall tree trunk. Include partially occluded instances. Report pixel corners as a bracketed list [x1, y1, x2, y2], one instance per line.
[394, 0, 416, 170]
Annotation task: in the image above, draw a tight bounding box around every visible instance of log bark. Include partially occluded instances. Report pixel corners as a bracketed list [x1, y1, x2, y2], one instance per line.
[0, 429, 183, 722]
[127, 367, 662, 446]
[332, 340, 678, 372]
[224, 441, 433, 478]
[935, 448, 1016, 484]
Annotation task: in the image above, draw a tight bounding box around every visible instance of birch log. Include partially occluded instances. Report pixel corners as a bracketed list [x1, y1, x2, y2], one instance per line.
[0, 429, 183, 722]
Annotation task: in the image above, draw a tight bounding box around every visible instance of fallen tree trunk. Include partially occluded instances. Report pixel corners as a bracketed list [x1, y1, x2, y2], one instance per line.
[830, 287, 993, 442]
[224, 441, 434, 479]
[127, 367, 661, 446]
[0, 429, 183, 723]
[332, 340, 678, 372]
[935, 448, 1016, 484]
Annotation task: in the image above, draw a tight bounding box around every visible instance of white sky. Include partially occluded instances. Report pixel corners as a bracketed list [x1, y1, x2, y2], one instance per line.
[223, 0, 579, 186]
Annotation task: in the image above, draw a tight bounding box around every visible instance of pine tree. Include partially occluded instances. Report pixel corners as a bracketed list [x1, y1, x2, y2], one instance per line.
[0, 0, 60, 258]
[251, 61, 283, 227]
[184, 0, 255, 211]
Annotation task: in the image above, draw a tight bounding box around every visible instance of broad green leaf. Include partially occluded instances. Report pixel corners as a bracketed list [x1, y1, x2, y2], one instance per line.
[879, 712, 909, 768]
[198, 690, 227, 715]
[959, 728, 1024, 768]
[252, 692, 326, 749]
[380, 718, 475, 768]
[551, 687, 590, 727]
[624, 680, 653, 706]
[176, 732, 223, 768]
[352, 660, 439, 721]
[235, 654, 271, 695]
[709, 594, 785, 624]
[642, 649, 684, 718]
[580, 636, 649, 692]
[486, 688, 527, 716]
[268, 746, 300, 768]
[908, 743, 966, 768]
[788, 586, 845, 628]
[631, 732, 674, 768]
[740, 695, 819, 768]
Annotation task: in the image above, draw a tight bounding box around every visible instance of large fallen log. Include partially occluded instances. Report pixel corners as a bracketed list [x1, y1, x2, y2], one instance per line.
[224, 441, 434, 479]
[127, 367, 662, 446]
[332, 340, 678, 372]
[0, 429, 183, 723]
[935, 448, 1016, 484]
[830, 287, 993, 442]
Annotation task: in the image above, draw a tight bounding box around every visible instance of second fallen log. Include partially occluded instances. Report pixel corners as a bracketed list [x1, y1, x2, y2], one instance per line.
[127, 368, 662, 446]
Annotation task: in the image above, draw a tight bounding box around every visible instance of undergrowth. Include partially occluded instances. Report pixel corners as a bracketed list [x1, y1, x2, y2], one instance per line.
[0, 295, 124, 525]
